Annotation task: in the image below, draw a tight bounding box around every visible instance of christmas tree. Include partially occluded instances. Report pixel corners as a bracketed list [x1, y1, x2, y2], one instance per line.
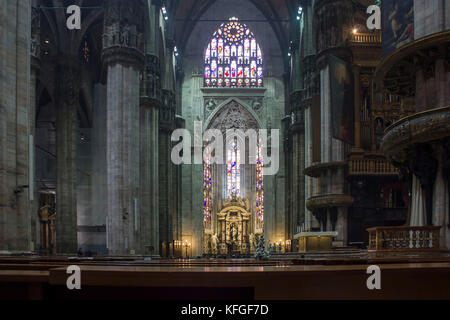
[254, 235, 270, 261]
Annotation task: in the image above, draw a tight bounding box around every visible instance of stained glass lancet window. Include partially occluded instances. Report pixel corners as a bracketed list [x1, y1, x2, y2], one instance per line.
[227, 139, 241, 198]
[203, 154, 213, 230]
[256, 140, 264, 230]
[204, 17, 263, 88]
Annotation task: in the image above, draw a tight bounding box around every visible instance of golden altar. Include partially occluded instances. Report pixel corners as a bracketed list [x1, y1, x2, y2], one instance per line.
[204, 196, 258, 255]
[294, 232, 338, 252]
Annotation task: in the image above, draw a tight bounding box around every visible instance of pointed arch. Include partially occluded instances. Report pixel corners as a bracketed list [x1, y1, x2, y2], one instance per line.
[204, 97, 263, 132]
[202, 99, 265, 238]
[204, 17, 264, 88]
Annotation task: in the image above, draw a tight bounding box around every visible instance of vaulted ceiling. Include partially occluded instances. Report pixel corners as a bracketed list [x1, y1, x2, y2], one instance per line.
[166, 0, 298, 52]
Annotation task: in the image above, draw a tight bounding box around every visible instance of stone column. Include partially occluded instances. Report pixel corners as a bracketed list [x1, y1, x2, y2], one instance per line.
[55, 58, 80, 254]
[140, 54, 161, 255]
[433, 145, 449, 249]
[103, 0, 145, 255]
[290, 91, 306, 237]
[159, 37, 177, 250]
[336, 207, 347, 244]
[288, 36, 305, 238]
[410, 145, 438, 226]
[174, 116, 185, 242]
[0, 0, 32, 252]
[159, 89, 176, 248]
[300, 1, 318, 233]
[30, 3, 41, 252]
[320, 64, 331, 163]
[302, 0, 316, 57]
[352, 65, 363, 152]
[304, 106, 312, 231]
[290, 40, 302, 92]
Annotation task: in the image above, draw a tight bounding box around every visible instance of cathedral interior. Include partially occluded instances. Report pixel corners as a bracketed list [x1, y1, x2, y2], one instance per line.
[0, 0, 450, 301]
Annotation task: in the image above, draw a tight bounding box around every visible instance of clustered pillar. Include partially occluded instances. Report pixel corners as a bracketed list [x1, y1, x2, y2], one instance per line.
[55, 59, 80, 254]
[159, 89, 176, 254]
[30, 3, 41, 251]
[103, 0, 145, 255]
[140, 54, 161, 255]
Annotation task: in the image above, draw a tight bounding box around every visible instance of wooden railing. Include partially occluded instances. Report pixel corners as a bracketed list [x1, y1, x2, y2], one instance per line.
[348, 158, 399, 176]
[367, 226, 441, 252]
[350, 32, 382, 45]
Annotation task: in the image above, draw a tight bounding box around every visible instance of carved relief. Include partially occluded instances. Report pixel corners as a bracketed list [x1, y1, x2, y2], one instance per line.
[203, 97, 264, 120]
[103, 22, 142, 50]
[142, 55, 161, 100]
[383, 107, 450, 159]
[205, 99, 217, 112]
[159, 90, 176, 127]
[208, 101, 259, 131]
[251, 98, 263, 112]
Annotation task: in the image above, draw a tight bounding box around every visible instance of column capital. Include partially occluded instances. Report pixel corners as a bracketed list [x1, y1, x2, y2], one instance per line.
[103, 0, 146, 68]
[316, 47, 352, 70]
[140, 96, 162, 110]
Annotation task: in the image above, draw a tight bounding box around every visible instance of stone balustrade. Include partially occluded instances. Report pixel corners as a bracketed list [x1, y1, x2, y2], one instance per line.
[350, 32, 381, 45]
[348, 158, 398, 176]
[367, 226, 441, 252]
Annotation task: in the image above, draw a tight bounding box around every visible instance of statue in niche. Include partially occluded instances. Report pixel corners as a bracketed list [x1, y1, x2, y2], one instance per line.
[210, 233, 218, 255]
[249, 233, 256, 250]
[230, 223, 238, 242]
[31, 34, 40, 58]
[39, 204, 51, 221]
[375, 117, 385, 150]
[121, 23, 131, 46]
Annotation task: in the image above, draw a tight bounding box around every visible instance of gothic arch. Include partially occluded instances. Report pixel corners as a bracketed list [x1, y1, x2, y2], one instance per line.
[204, 98, 263, 132]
